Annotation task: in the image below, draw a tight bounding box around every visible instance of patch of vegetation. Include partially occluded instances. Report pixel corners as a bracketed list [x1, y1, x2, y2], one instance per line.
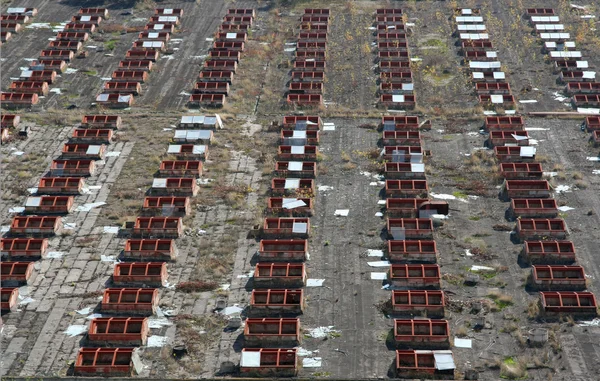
[488, 291, 514, 310]
[500, 356, 528, 379]
[452, 190, 468, 199]
[105, 40, 117, 51]
[422, 38, 446, 48]
[469, 216, 481, 221]
[176, 281, 219, 293]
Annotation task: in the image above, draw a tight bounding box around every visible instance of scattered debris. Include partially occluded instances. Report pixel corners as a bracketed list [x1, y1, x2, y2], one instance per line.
[76, 202, 106, 212]
[147, 318, 173, 328]
[306, 326, 339, 339]
[552, 92, 567, 102]
[334, 209, 349, 217]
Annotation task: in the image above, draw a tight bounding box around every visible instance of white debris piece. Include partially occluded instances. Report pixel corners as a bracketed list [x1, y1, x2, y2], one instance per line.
[302, 358, 322, 367]
[367, 249, 384, 257]
[375, 212, 383, 217]
[101, 255, 118, 263]
[578, 318, 600, 327]
[147, 336, 169, 347]
[368, 261, 391, 267]
[9, 207, 25, 213]
[378, 200, 387, 205]
[334, 209, 349, 216]
[454, 338, 472, 348]
[306, 279, 325, 287]
[105, 151, 121, 157]
[18, 296, 35, 305]
[103, 226, 119, 234]
[220, 305, 244, 316]
[371, 272, 388, 280]
[237, 270, 254, 279]
[296, 347, 319, 356]
[555, 185, 572, 193]
[76, 307, 93, 315]
[46, 251, 64, 259]
[318, 185, 334, 191]
[64, 325, 88, 337]
[558, 206, 575, 212]
[240, 351, 261, 367]
[471, 265, 495, 272]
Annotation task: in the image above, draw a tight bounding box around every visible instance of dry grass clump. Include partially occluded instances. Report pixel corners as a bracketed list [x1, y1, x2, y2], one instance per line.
[455, 325, 468, 337]
[342, 162, 357, 171]
[527, 299, 540, 319]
